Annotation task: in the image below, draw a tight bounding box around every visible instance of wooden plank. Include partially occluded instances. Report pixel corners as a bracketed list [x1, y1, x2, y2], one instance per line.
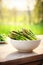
[0, 58, 43, 65]
[22, 60, 43, 65]
[0, 53, 43, 65]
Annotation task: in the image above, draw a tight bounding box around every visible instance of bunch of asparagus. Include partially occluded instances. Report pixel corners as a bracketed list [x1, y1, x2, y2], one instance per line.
[0, 34, 6, 41]
[9, 29, 37, 40]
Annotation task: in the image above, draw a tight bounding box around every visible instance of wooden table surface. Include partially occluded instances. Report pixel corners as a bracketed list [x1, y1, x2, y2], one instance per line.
[0, 35, 43, 65]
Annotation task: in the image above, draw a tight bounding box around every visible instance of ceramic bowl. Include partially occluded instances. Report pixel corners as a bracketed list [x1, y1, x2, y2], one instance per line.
[7, 37, 41, 52]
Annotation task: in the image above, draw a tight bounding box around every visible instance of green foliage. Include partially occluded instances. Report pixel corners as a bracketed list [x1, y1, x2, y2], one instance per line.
[31, 0, 43, 24]
[0, 0, 43, 35]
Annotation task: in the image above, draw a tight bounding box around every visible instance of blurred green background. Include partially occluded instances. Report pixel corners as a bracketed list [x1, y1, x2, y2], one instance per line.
[0, 0, 43, 35]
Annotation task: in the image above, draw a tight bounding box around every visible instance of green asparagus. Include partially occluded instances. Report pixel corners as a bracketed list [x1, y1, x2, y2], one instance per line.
[9, 29, 37, 40]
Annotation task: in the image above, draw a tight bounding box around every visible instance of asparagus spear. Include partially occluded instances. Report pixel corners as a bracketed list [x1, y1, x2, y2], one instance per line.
[20, 31, 33, 40]
[22, 29, 37, 40]
[21, 30, 35, 40]
[13, 31, 27, 40]
[9, 31, 27, 40]
[29, 30, 37, 40]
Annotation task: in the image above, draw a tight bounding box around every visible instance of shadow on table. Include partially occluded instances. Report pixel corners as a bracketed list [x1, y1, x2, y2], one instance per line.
[5, 51, 37, 61]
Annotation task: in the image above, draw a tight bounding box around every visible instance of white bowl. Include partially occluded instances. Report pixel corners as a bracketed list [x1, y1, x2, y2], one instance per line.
[7, 37, 41, 52]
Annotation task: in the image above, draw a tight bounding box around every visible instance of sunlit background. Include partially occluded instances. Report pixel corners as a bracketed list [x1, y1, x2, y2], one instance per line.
[3, 0, 36, 10]
[0, 0, 43, 35]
